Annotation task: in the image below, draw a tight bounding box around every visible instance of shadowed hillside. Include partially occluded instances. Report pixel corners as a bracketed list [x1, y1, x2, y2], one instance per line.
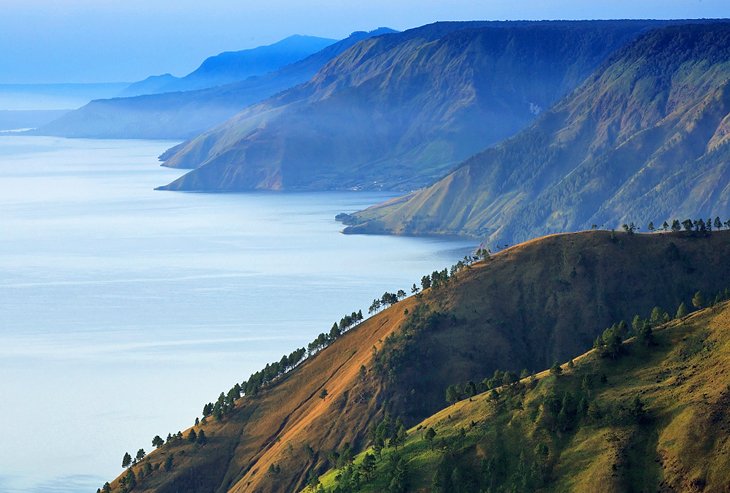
[342, 22, 730, 244]
[158, 20, 671, 192]
[104, 230, 730, 493]
[310, 299, 730, 492]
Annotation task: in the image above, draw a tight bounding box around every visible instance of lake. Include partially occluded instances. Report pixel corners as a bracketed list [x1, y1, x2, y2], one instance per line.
[0, 136, 474, 492]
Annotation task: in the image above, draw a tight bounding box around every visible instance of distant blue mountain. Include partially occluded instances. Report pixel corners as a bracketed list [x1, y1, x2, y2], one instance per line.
[35, 29, 396, 139]
[119, 35, 336, 97]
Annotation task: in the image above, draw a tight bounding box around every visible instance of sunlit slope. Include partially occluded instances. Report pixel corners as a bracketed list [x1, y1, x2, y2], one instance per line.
[343, 22, 730, 243]
[106, 230, 730, 493]
[159, 20, 669, 191]
[310, 300, 730, 492]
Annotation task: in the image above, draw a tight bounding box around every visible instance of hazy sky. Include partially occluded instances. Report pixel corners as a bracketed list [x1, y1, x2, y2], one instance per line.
[1, 0, 728, 84]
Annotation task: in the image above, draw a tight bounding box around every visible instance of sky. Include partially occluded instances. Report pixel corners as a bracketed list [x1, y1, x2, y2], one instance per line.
[0, 0, 728, 84]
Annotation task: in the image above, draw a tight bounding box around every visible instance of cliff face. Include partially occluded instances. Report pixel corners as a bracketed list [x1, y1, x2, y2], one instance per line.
[158, 20, 669, 192]
[344, 23, 730, 244]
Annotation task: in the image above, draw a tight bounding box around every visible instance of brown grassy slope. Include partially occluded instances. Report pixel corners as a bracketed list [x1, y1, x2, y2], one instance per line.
[109, 230, 730, 493]
[314, 300, 730, 492]
[373, 230, 730, 424]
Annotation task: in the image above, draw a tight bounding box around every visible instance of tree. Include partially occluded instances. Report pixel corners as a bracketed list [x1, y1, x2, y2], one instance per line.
[682, 219, 693, 232]
[715, 216, 723, 230]
[648, 221, 655, 231]
[124, 469, 137, 489]
[102, 483, 111, 493]
[122, 452, 132, 468]
[397, 289, 407, 300]
[152, 435, 164, 448]
[361, 453, 376, 479]
[671, 219, 681, 232]
[662, 221, 670, 231]
[649, 306, 663, 325]
[421, 275, 431, 290]
[549, 362, 562, 376]
[639, 322, 654, 346]
[445, 384, 461, 405]
[391, 423, 407, 450]
[388, 455, 408, 493]
[676, 302, 688, 318]
[187, 429, 197, 442]
[164, 454, 174, 472]
[135, 448, 146, 461]
[197, 429, 207, 445]
[329, 323, 341, 340]
[692, 291, 705, 310]
[411, 283, 419, 294]
[424, 427, 437, 449]
[319, 388, 328, 400]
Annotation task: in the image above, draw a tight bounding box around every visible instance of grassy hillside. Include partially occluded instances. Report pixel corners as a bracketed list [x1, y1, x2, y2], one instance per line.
[158, 20, 670, 192]
[102, 230, 730, 493]
[308, 299, 730, 493]
[343, 22, 730, 243]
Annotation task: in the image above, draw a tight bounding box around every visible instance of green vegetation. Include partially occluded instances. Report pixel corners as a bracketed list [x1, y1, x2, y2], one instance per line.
[307, 300, 730, 492]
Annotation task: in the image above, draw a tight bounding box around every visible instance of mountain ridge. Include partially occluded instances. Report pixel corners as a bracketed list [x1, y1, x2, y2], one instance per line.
[341, 22, 730, 244]
[157, 20, 675, 192]
[120, 35, 337, 96]
[32, 29, 395, 140]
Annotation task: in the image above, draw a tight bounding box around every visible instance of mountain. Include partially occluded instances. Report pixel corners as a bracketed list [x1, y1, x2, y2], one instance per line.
[157, 20, 674, 192]
[310, 299, 730, 493]
[33, 30, 393, 140]
[119, 35, 336, 96]
[118, 74, 178, 98]
[341, 23, 730, 244]
[103, 229, 730, 493]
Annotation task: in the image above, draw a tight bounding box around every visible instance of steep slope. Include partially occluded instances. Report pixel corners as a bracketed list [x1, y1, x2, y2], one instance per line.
[343, 22, 730, 243]
[34, 30, 393, 140]
[311, 300, 730, 493]
[104, 230, 730, 493]
[121, 35, 336, 96]
[158, 20, 671, 192]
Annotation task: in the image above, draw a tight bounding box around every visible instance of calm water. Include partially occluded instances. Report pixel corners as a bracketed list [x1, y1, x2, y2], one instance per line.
[0, 136, 473, 492]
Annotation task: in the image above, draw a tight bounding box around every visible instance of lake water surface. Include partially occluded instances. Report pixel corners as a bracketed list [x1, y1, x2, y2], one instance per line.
[0, 136, 474, 492]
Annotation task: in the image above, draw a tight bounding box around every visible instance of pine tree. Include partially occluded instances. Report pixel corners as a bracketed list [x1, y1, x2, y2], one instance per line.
[122, 452, 132, 468]
[676, 302, 688, 318]
[152, 435, 164, 448]
[425, 427, 437, 449]
[164, 454, 174, 472]
[361, 453, 376, 479]
[692, 291, 705, 310]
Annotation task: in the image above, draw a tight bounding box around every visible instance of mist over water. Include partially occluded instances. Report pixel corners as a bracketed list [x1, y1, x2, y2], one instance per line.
[0, 136, 473, 492]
